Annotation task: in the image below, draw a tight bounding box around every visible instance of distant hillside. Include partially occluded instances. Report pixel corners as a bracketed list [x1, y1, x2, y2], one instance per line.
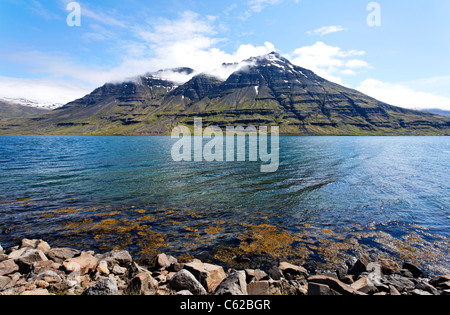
[1, 53, 449, 136]
[420, 109, 450, 117]
[0, 100, 50, 121]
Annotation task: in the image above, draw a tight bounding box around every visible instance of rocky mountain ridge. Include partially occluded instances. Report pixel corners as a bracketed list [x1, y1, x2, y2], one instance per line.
[1, 53, 449, 135]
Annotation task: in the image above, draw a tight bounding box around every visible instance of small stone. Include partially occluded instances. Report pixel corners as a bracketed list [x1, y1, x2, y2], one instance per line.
[415, 280, 439, 295]
[402, 262, 425, 278]
[16, 249, 48, 273]
[96, 261, 110, 275]
[36, 241, 51, 254]
[377, 259, 400, 275]
[409, 289, 433, 296]
[0, 260, 19, 276]
[429, 275, 450, 287]
[437, 281, 450, 290]
[20, 239, 40, 249]
[267, 266, 283, 280]
[36, 280, 50, 289]
[24, 282, 37, 291]
[20, 289, 50, 295]
[383, 274, 415, 292]
[47, 248, 80, 263]
[348, 254, 371, 276]
[0, 276, 15, 291]
[399, 269, 415, 278]
[83, 275, 119, 296]
[169, 269, 207, 295]
[279, 262, 309, 280]
[21, 239, 51, 254]
[0, 254, 8, 263]
[63, 253, 98, 275]
[112, 265, 127, 276]
[245, 269, 269, 283]
[95, 250, 132, 268]
[7, 248, 30, 260]
[214, 271, 248, 295]
[155, 253, 177, 269]
[351, 276, 378, 294]
[308, 275, 366, 296]
[247, 280, 282, 295]
[308, 282, 340, 295]
[184, 261, 227, 294]
[389, 285, 401, 296]
[340, 275, 354, 285]
[125, 272, 158, 295]
[177, 290, 193, 296]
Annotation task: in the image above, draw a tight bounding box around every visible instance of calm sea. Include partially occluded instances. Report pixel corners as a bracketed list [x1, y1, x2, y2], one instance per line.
[0, 136, 448, 274]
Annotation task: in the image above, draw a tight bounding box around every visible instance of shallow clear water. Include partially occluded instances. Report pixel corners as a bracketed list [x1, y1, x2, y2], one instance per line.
[0, 136, 449, 274]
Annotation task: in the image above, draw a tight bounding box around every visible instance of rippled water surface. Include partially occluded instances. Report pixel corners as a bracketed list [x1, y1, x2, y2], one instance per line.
[0, 136, 449, 274]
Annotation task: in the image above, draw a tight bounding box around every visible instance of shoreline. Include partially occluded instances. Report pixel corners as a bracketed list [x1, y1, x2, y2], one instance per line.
[1, 238, 449, 296]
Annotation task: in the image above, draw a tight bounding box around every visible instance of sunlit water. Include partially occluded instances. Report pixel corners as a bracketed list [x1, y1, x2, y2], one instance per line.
[0, 136, 448, 274]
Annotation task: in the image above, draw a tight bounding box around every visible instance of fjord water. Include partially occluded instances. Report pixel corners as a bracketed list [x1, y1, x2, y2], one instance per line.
[0, 136, 449, 273]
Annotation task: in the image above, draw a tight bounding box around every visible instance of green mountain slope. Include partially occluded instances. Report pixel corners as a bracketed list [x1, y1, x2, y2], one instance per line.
[0, 100, 49, 121]
[1, 53, 449, 135]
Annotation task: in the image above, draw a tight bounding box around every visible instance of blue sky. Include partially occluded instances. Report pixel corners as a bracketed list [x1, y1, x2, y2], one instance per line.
[0, 0, 449, 110]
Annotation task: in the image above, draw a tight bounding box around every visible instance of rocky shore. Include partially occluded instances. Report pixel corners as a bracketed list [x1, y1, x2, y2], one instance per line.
[0, 238, 449, 296]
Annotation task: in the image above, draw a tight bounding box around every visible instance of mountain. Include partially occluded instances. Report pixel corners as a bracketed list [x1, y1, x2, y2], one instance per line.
[420, 108, 450, 117]
[0, 99, 50, 121]
[0, 97, 63, 110]
[1, 53, 449, 135]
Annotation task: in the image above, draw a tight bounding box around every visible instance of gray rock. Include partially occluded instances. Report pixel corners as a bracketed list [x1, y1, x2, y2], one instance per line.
[16, 249, 48, 273]
[383, 274, 415, 292]
[245, 269, 269, 283]
[0, 276, 14, 291]
[83, 275, 119, 296]
[409, 289, 433, 296]
[155, 253, 178, 269]
[377, 259, 400, 275]
[0, 254, 8, 263]
[367, 262, 389, 291]
[247, 280, 282, 295]
[47, 248, 80, 263]
[389, 285, 401, 296]
[177, 290, 193, 295]
[279, 262, 309, 280]
[169, 269, 207, 295]
[308, 282, 340, 295]
[215, 271, 248, 295]
[308, 275, 367, 296]
[415, 279, 439, 295]
[348, 254, 370, 276]
[429, 275, 450, 287]
[402, 262, 425, 278]
[0, 260, 19, 276]
[350, 276, 378, 294]
[267, 266, 283, 280]
[95, 250, 132, 268]
[125, 271, 158, 295]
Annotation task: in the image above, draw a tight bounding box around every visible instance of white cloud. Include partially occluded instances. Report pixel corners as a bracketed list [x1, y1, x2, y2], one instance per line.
[289, 41, 370, 84]
[0, 76, 91, 106]
[307, 25, 346, 36]
[247, 0, 284, 13]
[357, 79, 450, 111]
[0, 11, 277, 105]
